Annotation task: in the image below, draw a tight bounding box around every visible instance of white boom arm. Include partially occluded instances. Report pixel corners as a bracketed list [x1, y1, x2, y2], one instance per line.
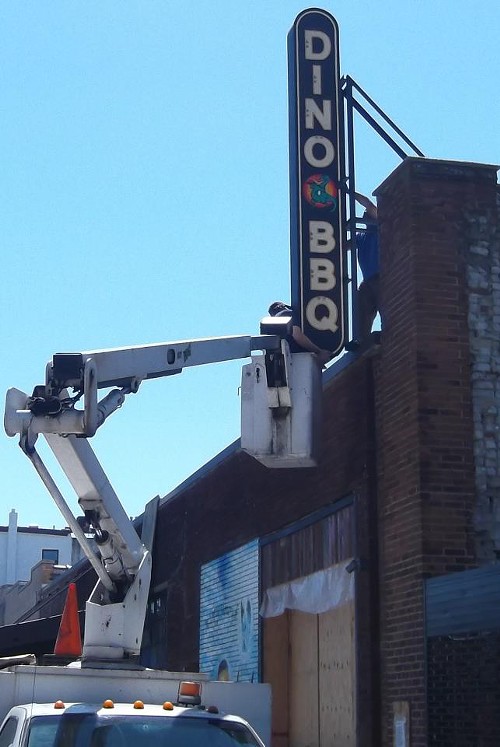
[4, 329, 295, 663]
[6, 335, 282, 439]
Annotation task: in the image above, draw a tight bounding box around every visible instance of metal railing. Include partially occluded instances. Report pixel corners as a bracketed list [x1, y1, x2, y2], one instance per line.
[341, 75, 425, 344]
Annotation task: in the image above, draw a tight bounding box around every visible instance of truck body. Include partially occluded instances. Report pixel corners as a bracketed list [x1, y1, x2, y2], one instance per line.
[0, 665, 270, 746]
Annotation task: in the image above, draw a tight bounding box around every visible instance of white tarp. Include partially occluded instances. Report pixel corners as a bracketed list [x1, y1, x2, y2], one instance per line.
[259, 559, 354, 618]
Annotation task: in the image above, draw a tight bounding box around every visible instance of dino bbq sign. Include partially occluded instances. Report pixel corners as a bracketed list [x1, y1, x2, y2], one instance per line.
[288, 9, 346, 355]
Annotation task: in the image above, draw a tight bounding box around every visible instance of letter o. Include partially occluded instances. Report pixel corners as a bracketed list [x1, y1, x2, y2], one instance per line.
[303, 136, 335, 168]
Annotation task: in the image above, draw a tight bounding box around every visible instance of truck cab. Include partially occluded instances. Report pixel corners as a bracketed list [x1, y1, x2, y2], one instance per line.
[0, 682, 266, 747]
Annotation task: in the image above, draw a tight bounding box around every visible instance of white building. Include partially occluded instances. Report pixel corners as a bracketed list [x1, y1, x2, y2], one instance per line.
[0, 509, 84, 625]
[0, 509, 77, 585]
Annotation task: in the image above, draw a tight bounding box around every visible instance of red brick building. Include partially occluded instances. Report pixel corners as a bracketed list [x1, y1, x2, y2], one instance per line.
[2, 157, 499, 746]
[147, 157, 500, 746]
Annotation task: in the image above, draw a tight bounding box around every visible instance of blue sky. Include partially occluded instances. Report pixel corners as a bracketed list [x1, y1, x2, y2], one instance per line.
[1, 1, 499, 529]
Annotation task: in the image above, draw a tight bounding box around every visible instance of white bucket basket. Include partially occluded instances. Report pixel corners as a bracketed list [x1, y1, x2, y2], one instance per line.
[240, 352, 321, 468]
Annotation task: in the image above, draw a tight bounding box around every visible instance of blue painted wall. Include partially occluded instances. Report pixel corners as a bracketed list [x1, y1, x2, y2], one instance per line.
[199, 539, 259, 682]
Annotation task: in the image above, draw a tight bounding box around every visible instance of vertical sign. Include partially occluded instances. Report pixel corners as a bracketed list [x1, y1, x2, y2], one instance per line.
[288, 9, 346, 355]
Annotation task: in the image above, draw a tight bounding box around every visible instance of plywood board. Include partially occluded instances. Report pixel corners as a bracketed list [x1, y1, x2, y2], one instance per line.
[289, 611, 319, 747]
[263, 613, 290, 746]
[318, 602, 355, 747]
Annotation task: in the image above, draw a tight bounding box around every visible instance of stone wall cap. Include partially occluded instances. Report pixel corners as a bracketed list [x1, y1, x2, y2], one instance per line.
[374, 157, 499, 197]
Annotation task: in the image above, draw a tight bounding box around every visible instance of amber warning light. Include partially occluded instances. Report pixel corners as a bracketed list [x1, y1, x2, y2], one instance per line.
[178, 681, 202, 706]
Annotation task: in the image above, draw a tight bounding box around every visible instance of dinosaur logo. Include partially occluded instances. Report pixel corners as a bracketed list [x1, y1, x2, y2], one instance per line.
[302, 174, 337, 210]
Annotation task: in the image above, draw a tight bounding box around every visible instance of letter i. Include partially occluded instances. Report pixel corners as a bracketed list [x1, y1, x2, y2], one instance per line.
[312, 64, 322, 95]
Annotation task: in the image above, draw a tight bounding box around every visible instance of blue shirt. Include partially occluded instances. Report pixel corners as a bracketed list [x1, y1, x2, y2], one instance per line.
[356, 227, 379, 280]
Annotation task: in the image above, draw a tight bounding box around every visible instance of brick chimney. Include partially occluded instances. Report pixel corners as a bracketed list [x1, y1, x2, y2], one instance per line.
[373, 158, 498, 745]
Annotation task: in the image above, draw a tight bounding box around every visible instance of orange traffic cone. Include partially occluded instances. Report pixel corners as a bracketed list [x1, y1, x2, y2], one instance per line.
[54, 583, 82, 658]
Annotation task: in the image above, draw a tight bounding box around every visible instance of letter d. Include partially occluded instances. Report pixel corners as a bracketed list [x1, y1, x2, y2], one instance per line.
[304, 30, 332, 61]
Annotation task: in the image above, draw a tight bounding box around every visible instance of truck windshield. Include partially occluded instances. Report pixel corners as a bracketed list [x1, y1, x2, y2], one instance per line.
[26, 714, 261, 747]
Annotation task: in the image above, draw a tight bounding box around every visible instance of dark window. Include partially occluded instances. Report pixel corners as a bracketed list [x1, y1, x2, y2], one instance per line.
[0, 717, 18, 747]
[42, 549, 59, 563]
[26, 714, 260, 747]
[141, 593, 168, 669]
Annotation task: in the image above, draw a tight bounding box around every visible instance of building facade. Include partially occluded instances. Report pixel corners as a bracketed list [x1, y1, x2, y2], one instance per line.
[146, 158, 500, 746]
[1, 158, 499, 746]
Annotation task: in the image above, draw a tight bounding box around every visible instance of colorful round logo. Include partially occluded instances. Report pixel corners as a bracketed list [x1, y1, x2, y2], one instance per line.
[302, 174, 338, 210]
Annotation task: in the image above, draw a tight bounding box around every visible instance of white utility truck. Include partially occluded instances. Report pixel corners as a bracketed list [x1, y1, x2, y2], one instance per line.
[2, 321, 321, 747]
[0, 663, 269, 747]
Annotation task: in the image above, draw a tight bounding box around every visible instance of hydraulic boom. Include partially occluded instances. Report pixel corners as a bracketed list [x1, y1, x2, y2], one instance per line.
[4, 324, 321, 664]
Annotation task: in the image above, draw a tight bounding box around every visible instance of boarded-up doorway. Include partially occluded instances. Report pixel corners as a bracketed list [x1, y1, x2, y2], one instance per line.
[260, 503, 356, 747]
[263, 600, 355, 747]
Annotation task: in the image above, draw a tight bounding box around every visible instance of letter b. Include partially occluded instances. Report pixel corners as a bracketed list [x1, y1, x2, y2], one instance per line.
[309, 221, 336, 253]
[310, 259, 336, 291]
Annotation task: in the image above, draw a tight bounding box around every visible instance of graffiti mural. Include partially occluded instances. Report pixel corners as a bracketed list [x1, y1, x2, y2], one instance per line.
[199, 539, 259, 682]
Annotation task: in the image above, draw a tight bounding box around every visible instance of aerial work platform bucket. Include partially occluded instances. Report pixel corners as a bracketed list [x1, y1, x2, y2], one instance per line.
[240, 352, 321, 468]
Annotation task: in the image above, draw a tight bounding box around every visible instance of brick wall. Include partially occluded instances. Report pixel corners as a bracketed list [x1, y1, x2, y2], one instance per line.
[464, 187, 500, 560]
[374, 158, 498, 745]
[427, 632, 500, 746]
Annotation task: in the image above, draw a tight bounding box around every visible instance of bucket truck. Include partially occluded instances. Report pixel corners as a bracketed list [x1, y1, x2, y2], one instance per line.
[1, 319, 321, 746]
